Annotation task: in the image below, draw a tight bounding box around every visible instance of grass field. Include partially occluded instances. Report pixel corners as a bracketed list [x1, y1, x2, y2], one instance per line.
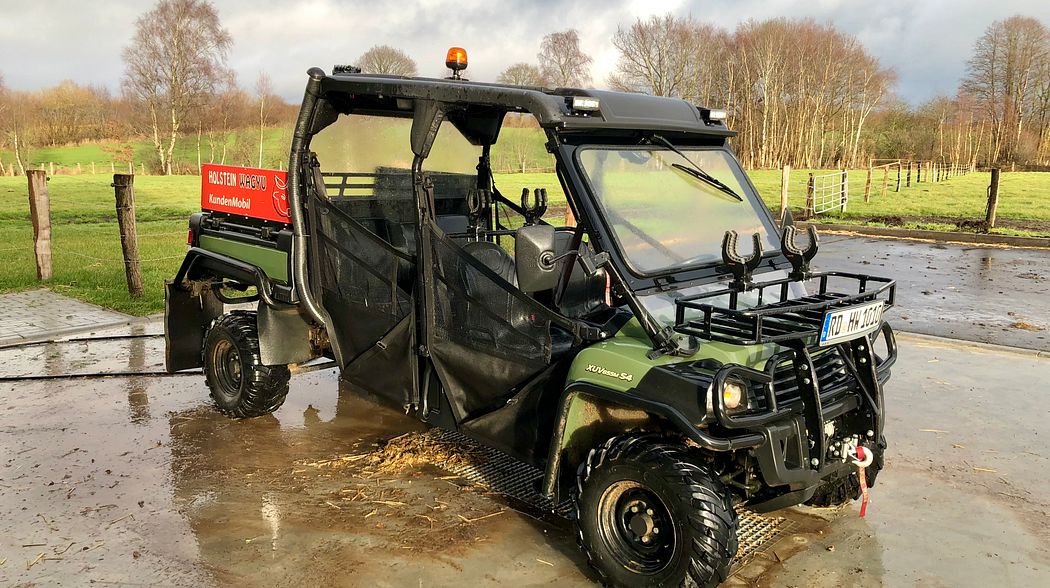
[0, 167, 1047, 315]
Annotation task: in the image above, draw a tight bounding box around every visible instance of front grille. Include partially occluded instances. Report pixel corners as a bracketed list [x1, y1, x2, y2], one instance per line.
[769, 347, 858, 406]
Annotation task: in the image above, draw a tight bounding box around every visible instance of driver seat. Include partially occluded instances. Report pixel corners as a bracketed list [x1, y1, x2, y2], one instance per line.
[461, 240, 517, 291]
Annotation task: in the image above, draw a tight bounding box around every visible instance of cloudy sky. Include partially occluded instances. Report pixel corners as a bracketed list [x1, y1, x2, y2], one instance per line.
[2, 0, 1049, 105]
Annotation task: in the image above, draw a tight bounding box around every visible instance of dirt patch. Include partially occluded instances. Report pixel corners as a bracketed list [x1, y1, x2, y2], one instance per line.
[859, 215, 1050, 236]
[954, 219, 988, 232]
[295, 430, 508, 553]
[1010, 321, 1045, 331]
[303, 430, 482, 476]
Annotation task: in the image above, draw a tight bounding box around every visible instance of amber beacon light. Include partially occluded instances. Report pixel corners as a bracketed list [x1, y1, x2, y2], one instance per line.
[446, 47, 468, 79]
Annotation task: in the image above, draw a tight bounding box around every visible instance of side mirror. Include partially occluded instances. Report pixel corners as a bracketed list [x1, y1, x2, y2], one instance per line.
[515, 224, 560, 292]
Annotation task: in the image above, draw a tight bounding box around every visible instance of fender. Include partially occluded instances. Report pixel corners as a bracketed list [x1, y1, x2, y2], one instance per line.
[174, 247, 295, 309]
[166, 249, 310, 372]
[541, 382, 765, 501]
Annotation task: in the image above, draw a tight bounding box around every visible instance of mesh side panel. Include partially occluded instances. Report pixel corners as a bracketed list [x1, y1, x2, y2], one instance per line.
[427, 231, 555, 420]
[316, 200, 413, 361]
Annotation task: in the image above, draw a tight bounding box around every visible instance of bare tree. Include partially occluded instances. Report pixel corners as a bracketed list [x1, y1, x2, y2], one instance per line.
[497, 63, 546, 86]
[122, 0, 231, 175]
[201, 80, 250, 165]
[0, 75, 34, 175]
[255, 73, 273, 167]
[962, 16, 1050, 163]
[608, 15, 696, 97]
[36, 81, 110, 146]
[0, 73, 5, 174]
[357, 45, 418, 76]
[538, 30, 593, 87]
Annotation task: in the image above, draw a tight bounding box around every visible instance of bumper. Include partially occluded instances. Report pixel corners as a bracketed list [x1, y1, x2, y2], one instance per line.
[710, 323, 896, 497]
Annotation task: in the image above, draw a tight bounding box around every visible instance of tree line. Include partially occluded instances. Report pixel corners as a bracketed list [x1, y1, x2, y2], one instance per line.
[1, 0, 1048, 175]
[596, 14, 1050, 169]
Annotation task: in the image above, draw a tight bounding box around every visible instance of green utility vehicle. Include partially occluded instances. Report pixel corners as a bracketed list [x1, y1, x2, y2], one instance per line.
[165, 50, 897, 587]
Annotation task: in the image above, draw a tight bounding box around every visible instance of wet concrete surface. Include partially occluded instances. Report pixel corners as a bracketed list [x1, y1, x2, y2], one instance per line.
[815, 235, 1050, 351]
[1, 330, 1047, 587]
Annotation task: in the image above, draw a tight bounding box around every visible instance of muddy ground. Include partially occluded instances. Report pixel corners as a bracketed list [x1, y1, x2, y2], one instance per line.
[1, 327, 1047, 587]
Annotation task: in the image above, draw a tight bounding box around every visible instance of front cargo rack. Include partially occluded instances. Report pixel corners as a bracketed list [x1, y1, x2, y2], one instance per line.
[673, 270, 896, 346]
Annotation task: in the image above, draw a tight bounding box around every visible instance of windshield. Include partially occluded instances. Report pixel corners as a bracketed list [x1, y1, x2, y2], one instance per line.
[577, 147, 780, 276]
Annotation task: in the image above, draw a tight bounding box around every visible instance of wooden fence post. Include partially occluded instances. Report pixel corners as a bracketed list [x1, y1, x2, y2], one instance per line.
[906, 162, 912, 187]
[139, 163, 145, 175]
[805, 173, 815, 217]
[895, 162, 901, 192]
[112, 174, 144, 297]
[111, 161, 116, 173]
[881, 166, 888, 197]
[780, 164, 791, 214]
[49, 162, 55, 175]
[27, 170, 53, 281]
[985, 168, 1000, 231]
[840, 169, 848, 213]
[864, 163, 872, 202]
[91, 161, 96, 175]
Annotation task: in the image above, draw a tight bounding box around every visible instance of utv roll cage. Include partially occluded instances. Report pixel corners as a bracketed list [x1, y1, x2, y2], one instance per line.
[286, 68, 754, 360]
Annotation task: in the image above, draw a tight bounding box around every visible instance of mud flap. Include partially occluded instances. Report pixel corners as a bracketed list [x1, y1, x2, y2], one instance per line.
[257, 304, 317, 366]
[164, 281, 223, 373]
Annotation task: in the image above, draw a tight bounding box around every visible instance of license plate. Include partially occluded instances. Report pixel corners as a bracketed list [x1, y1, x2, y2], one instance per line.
[819, 301, 885, 346]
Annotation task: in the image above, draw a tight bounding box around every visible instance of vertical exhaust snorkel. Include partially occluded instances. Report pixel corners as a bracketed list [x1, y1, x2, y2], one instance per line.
[287, 67, 328, 326]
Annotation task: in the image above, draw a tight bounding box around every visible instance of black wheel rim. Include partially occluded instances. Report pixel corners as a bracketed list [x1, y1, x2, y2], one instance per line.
[596, 480, 677, 574]
[210, 338, 243, 401]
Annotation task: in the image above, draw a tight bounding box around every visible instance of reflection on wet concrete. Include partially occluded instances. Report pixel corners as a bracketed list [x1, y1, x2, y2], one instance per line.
[1, 325, 1048, 586]
[817, 235, 1049, 350]
[0, 322, 167, 379]
[164, 379, 591, 586]
[127, 323, 150, 423]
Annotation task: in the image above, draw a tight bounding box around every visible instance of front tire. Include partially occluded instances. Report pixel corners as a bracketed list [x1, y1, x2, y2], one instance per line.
[203, 311, 290, 418]
[575, 435, 738, 588]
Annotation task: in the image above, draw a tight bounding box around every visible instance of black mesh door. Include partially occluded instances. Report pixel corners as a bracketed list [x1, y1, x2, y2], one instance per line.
[425, 226, 560, 421]
[311, 167, 417, 406]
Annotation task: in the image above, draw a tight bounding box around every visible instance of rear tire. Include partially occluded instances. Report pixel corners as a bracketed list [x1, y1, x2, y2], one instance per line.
[203, 311, 290, 418]
[575, 435, 738, 588]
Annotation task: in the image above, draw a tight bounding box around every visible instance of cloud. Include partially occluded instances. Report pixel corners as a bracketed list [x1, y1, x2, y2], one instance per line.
[0, 0, 1048, 105]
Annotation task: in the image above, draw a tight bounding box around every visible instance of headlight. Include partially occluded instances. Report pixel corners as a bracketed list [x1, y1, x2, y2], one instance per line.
[722, 378, 747, 411]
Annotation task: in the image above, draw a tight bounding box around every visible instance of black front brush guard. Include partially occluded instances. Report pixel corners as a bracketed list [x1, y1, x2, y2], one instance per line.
[709, 323, 895, 481]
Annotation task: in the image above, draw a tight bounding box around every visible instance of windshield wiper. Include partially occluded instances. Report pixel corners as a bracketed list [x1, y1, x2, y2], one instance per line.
[651, 135, 743, 202]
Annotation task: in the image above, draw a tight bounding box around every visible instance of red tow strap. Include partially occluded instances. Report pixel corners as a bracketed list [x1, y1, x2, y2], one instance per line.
[855, 446, 870, 518]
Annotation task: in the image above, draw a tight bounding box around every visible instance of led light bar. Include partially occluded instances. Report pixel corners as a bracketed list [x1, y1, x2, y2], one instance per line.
[571, 96, 601, 112]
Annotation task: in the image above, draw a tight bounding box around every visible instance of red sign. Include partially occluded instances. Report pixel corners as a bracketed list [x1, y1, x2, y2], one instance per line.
[201, 163, 290, 224]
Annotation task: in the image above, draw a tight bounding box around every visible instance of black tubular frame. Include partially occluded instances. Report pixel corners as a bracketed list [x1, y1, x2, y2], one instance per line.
[709, 323, 896, 476]
[674, 270, 896, 345]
